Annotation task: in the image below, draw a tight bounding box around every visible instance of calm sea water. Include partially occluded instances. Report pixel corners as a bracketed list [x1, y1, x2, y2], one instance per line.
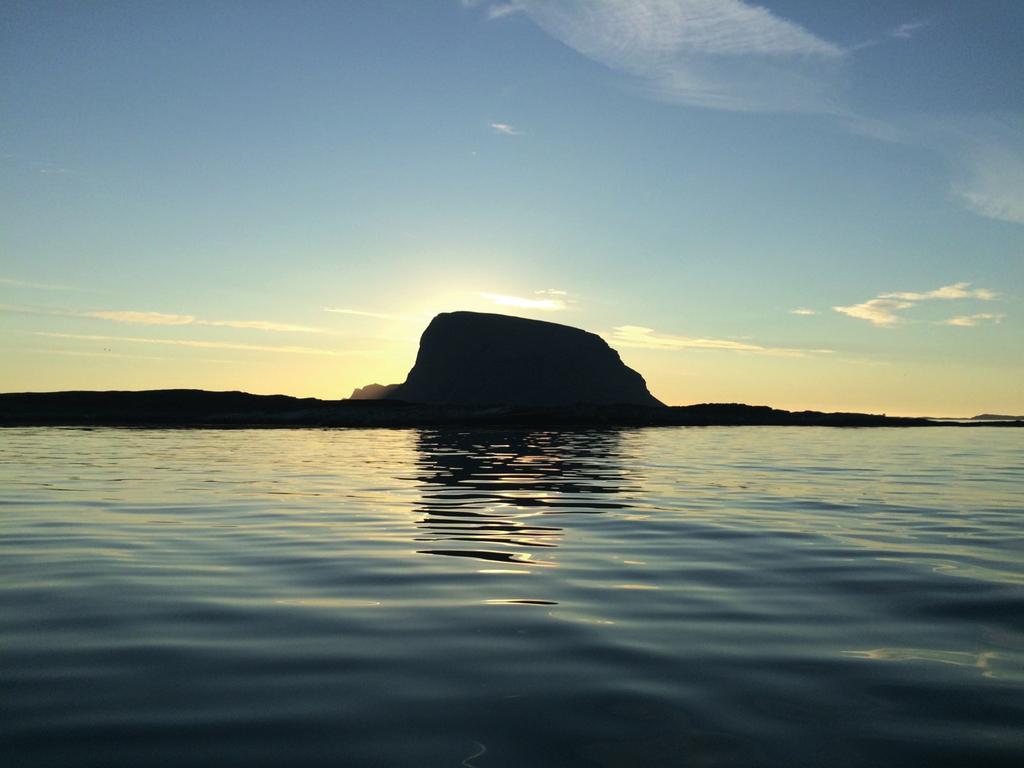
[1, 427, 1022, 767]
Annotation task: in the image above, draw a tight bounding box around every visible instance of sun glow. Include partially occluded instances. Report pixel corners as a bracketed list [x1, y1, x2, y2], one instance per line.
[480, 293, 567, 311]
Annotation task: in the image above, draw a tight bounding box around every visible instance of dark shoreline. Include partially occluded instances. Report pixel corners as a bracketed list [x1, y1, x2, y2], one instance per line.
[1, 389, 1021, 428]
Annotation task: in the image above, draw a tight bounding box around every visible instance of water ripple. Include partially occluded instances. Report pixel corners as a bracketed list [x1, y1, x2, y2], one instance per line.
[1, 426, 1022, 767]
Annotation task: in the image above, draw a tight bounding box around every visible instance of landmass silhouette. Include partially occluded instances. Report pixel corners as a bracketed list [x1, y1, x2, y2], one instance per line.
[387, 311, 662, 406]
[1, 311, 1020, 428]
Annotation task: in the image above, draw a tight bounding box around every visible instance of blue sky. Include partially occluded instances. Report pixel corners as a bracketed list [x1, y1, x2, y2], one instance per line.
[1, 0, 1021, 414]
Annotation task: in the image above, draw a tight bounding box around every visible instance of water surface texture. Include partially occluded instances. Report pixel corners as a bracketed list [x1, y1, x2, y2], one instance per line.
[1, 427, 1022, 767]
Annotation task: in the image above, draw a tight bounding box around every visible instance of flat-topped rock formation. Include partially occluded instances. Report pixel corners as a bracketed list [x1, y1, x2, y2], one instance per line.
[387, 311, 663, 407]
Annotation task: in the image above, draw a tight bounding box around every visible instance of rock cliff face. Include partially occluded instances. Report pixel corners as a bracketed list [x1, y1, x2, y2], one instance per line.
[387, 311, 663, 407]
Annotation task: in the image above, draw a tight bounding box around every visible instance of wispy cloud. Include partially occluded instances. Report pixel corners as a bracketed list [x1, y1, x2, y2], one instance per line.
[462, 0, 521, 18]
[790, 308, 817, 316]
[83, 311, 330, 333]
[33, 348, 170, 361]
[487, 2, 523, 20]
[889, 21, 928, 40]
[608, 325, 829, 356]
[32, 332, 359, 356]
[2, 304, 332, 333]
[941, 313, 1005, 327]
[475, 0, 845, 114]
[481, 291, 568, 311]
[880, 283, 998, 301]
[84, 310, 195, 325]
[910, 116, 1024, 225]
[490, 122, 523, 136]
[833, 298, 914, 327]
[201, 319, 327, 333]
[952, 133, 1024, 225]
[467, 2, 1021, 227]
[850, 20, 930, 53]
[0, 277, 74, 291]
[323, 307, 393, 319]
[467, 1, 1023, 228]
[835, 282, 1000, 326]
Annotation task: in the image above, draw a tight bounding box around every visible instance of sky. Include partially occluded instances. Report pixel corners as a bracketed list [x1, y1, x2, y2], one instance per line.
[1, 0, 1022, 416]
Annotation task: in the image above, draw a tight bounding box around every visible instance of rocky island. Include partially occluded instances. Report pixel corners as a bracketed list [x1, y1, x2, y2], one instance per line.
[1, 311, 1020, 428]
[366, 311, 662, 407]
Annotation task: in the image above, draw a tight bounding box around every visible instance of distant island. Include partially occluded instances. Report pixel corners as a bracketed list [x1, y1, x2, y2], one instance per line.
[350, 311, 660, 406]
[1, 311, 1020, 428]
[1, 390, 1022, 428]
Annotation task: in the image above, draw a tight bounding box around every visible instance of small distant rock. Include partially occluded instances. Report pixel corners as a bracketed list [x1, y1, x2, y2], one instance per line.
[349, 383, 400, 400]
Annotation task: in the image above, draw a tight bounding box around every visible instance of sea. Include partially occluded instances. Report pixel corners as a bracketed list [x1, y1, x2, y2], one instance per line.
[1, 426, 1022, 767]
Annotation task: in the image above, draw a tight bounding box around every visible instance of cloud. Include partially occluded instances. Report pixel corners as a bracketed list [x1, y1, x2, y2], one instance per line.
[852, 20, 930, 51]
[463, 0, 521, 17]
[2, 304, 332, 333]
[921, 116, 1024, 225]
[790, 308, 817, 316]
[487, 2, 523, 20]
[953, 140, 1024, 225]
[32, 347, 251, 365]
[201, 319, 327, 333]
[879, 282, 998, 301]
[608, 325, 829, 356]
[482, 292, 567, 311]
[84, 310, 195, 325]
[833, 298, 914, 327]
[0, 277, 74, 291]
[476, 0, 845, 114]
[941, 313, 1005, 327]
[469, 2, 1018, 221]
[32, 332, 359, 356]
[33, 348, 170, 361]
[323, 307, 393, 319]
[835, 282, 1000, 326]
[490, 122, 523, 135]
[889, 21, 928, 40]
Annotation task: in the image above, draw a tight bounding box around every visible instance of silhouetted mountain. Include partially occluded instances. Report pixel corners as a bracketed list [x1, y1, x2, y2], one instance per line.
[971, 414, 1024, 421]
[387, 311, 663, 407]
[349, 383, 399, 400]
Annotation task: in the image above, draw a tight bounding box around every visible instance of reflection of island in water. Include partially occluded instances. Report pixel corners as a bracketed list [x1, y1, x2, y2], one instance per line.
[413, 430, 632, 567]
